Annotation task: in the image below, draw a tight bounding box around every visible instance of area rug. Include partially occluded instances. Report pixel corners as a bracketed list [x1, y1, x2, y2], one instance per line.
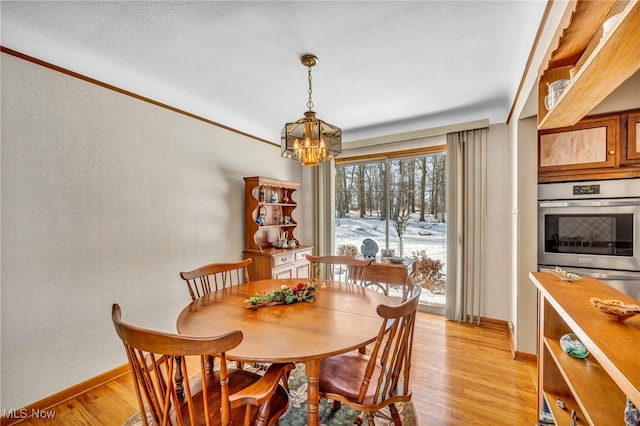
[123, 363, 418, 426]
[280, 363, 418, 426]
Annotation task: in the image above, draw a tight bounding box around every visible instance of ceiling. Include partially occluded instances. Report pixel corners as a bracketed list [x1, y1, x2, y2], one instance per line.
[1, 1, 547, 144]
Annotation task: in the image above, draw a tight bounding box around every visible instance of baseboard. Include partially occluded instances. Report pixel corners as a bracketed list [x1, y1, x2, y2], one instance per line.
[514, 351, 537, 363]
[475, 317, 537, 363]
[477, 316, 508, 328]
[1, 363, 129, 426]
[502, 319, 537, 363]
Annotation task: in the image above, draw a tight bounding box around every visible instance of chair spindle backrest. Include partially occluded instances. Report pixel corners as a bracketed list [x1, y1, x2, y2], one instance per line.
[112, 303, 292, 426]
[361, 284, 421, 404]
[306, 255, 372, 287]
[111, 304, 243, 426]
[180, 258, 252, 301]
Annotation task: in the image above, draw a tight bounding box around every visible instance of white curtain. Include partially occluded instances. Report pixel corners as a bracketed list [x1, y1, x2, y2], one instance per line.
[313, 161, 335, 256]
[445, 128, 488, 323]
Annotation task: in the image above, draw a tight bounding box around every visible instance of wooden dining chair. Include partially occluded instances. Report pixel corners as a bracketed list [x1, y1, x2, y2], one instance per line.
[111, 304, 294, 426]
[180, 258, 252, 301]
[306, 255, 372, 286]
[307, 254, 379, 354]
[318, 284, 422, 425]
[306, 254, 390, 295]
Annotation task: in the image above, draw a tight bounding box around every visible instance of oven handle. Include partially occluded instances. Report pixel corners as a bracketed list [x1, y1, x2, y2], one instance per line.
[538, 198, 640, 208]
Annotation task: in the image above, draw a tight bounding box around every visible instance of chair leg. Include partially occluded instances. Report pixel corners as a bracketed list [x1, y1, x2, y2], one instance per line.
[255, 399, 271, 426]
[281, 371, 290, 393]
[389, 403, 402, 425]
[175, 355, 184, 397]
[206, 355, 215, 373]
[366, 412, 376, 425]
[321, 400, 342, 422]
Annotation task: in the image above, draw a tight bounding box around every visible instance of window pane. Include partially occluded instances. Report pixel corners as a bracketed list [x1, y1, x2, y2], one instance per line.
[334, 153, 447, 311]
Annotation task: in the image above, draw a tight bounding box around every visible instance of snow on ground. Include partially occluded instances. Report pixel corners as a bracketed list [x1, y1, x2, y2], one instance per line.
[334, 214, 446, 262]
[334, 213, 447, 307]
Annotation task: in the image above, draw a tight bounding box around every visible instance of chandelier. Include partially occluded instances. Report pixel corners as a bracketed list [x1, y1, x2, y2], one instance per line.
[281, 54, 342, 166]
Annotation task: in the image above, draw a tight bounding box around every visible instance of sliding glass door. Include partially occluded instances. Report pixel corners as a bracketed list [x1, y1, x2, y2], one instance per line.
[334, 152, 447, 312]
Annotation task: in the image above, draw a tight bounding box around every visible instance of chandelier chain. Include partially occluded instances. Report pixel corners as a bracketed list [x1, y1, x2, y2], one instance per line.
[307, 65, 314, 111]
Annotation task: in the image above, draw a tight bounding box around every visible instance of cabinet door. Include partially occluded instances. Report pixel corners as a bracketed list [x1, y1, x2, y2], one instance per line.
[294, 261, 310, 278]
[273, 265, 294, 279]
[538, 116, 619, 174]
[623, 111, 640, 164]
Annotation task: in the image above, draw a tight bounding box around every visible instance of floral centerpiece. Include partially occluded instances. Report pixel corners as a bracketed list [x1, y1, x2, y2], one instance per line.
[244, 281, 324, 309]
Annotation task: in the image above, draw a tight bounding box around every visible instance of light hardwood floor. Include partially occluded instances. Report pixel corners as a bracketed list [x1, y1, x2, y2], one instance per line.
[11, 312, 538, 425]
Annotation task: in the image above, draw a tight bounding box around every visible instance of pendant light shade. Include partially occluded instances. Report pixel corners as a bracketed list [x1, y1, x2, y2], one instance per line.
[281, 54, 342, 166]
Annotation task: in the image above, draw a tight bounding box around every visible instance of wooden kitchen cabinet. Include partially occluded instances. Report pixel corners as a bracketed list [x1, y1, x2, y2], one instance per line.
[538, 115, 619, 182]
[530, 272, 640, 426]
[538, 111, 640, 183]
[246, 246, 312, 281]
[537, 0, 640, 130]
[242, 176, 312, 280]
[622, 110, 640, 164]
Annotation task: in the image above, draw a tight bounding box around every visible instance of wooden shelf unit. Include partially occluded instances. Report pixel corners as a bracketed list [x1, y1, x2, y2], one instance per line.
[538, 0, 640, 130]
[530, 272, 640, 425]
[242, 176, 312, 280]
[243, 176, 301, 251]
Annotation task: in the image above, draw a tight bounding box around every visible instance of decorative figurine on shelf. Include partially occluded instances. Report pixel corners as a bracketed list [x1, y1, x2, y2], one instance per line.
[282, 189, 289, 203]
[625, 398, 640, 426]
[271, 190, 279, 203]
[258, 185, 266, 202]
[559, 333, 589, 359]
[256, 205, 267, 226]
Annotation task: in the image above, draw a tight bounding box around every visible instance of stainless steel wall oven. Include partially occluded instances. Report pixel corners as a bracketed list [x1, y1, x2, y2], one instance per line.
[538, 178, 640, 299]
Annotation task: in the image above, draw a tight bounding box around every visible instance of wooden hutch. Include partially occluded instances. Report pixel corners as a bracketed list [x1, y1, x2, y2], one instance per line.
[242, 176, 312, 280]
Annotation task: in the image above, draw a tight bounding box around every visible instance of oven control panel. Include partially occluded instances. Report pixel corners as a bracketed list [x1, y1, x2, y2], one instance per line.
[573, 184, 600, 196]
[539, 177, 640, 200]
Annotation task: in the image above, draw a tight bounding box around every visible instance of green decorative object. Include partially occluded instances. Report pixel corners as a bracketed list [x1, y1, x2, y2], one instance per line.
[244, 281, 324, 309]
[560, 333, 589, 359]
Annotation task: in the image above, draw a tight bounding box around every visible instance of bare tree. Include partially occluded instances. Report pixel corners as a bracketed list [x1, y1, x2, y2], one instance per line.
[357, 164, 365, 218]
[379, 163, 386, 221]
[409, 160, 416, 213]
[391, 159, 412, 255]
[419, 157, 427, 221]
[335, 167, 348, 218]
[433, 155, 446, 222]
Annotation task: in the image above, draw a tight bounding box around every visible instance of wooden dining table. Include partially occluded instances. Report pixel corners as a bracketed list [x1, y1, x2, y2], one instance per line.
[176, 277, 392, 426]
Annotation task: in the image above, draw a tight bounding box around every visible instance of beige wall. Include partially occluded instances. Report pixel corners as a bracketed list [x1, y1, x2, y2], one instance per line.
[0, 53, 307, 409]
[482, 124, 512, 320]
